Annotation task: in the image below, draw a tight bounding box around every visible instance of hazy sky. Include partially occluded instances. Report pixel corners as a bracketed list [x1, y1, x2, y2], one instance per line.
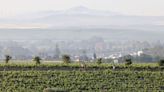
[0, 0, 164, 18]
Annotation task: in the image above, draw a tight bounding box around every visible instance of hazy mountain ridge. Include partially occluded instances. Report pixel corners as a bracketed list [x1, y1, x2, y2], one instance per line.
[0, 6, 164, 41]
[0, 6, 164, 29]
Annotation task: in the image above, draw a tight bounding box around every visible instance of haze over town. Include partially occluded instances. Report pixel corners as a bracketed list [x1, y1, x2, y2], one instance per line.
[0, 0, 164, 62]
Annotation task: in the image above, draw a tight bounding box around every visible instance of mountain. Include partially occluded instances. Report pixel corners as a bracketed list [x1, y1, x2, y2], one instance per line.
[52, 6, 121, 16]
[0, 6, 164, 30]
[0, 6, 164, 41]
[19, 6, 122, 19]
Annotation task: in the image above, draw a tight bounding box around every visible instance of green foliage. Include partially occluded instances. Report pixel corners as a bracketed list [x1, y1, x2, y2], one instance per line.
[0, 70, 163, 92]
[158, 59, 164, 66]
[5, 55, 12, 64]
[43, 88, 68, 92]
[125, 59, 132, 66]
[0, 63, 162, 71]
[33, 56, 41, 65]
[62, 55, 71, 64]
[96, 58, 102, 65]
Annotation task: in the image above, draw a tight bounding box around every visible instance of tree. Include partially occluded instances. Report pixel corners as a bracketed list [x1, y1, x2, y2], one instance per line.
[158, 59, 164, 66]
[5, 55, 12, 64]
[125, 58, 132, 66]
[96, 58, 102, 65]
[33, 56, 41, 65]
[62, 55, 71, 64]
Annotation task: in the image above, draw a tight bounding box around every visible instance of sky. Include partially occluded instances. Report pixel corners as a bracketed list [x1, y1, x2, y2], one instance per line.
[0, 0, 164, 18]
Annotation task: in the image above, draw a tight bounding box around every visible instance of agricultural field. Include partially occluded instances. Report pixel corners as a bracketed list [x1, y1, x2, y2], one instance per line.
[0, 63, 163, 92]
[0, 62, 163, 71]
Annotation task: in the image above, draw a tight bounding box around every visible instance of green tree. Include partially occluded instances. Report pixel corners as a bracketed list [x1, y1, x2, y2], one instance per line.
[5, 55, 12, 64]
[158, 59, 164, 66]
[125, 58, 132, 66]
[33, 56, 41, 65]
[96, 58, 102, 65]
[62, 54, 71, 64]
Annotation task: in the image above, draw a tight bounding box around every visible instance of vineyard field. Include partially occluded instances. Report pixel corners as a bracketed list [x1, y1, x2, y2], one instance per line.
[0, 69, 163, 92]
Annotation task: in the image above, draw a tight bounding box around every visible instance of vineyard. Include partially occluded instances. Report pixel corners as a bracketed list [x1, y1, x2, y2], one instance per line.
[0, 63, 163, 71]
[0, 63, 163, 92]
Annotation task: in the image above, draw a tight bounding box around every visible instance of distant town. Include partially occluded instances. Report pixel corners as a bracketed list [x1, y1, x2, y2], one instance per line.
[0, 36, 163, 63]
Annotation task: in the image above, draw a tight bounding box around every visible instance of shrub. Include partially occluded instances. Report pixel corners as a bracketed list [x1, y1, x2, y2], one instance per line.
[43, 88, 68, 92]
[33, 56, 41, 65]
[62, 55, 71, 64]
[125, 59, 132, 66]
[158, 59, 164, 66]
[96, 58, 102, 65]
[5, 55, 12, 64]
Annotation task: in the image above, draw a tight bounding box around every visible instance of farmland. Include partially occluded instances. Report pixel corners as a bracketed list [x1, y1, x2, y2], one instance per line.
[0, 63, 163, 92]
[0, 62, 163, 71]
